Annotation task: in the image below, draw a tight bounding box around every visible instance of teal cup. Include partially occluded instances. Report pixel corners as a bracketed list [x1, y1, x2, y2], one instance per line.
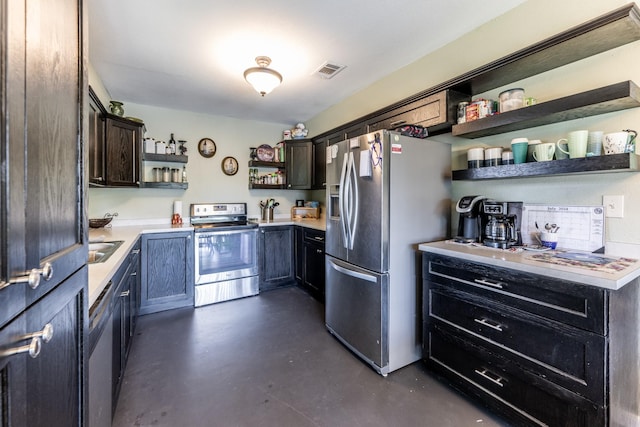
[511, 137, 529, 164]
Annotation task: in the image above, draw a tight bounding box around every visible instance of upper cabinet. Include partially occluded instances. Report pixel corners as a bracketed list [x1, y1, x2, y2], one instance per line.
[88, 93, 188, 189]
[104, 115, 144, 187]
[367, 89, 468, 134]
[285, 139, 313, 190]
[88, 87, 106, 185]
[312, 3, 640, 151]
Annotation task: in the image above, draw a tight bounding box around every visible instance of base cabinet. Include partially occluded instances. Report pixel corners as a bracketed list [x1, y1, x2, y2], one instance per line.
[140, 231, 194, 314]
[88, 240, 140, 425]
[294, 226, 325, 302]
[422, 252, 640, 426]
[259, 226, 295, 292]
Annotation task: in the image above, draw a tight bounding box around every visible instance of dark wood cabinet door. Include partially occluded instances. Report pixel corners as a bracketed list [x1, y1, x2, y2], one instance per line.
[1, 0, 86, 327]
[285, 140, 312, 189]
[105, 117, 142, 187]
[312, 140, 326, 190]
[259, 226, 295, 291]
[1, 0, 86, 424]
[25, 267, 86, 427]
[140, 232, 194, 314]
[294, 227, 304, 282]
[88, 87, 106, 185]
[304, 241, 325, 300]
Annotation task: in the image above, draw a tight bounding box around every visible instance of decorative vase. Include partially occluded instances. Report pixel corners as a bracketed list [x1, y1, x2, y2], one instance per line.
[109, 101, 124, 116]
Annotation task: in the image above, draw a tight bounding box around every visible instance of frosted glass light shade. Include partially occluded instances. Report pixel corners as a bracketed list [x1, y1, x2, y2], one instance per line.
[244, 56, 282, 96]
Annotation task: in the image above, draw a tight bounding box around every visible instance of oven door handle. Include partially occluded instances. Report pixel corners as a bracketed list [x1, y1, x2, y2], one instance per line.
[196, 228, 257, 238]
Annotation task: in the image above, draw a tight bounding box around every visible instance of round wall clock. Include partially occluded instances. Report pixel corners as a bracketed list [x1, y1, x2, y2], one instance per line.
[221, 156, 238, 176]
[198, 138, 216, 158]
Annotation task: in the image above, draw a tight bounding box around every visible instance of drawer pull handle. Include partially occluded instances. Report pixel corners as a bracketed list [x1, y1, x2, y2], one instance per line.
[474, 368, 505, 387]
[0, 337, 42, 359]
[473, 278, 504, 289]
[22, 323, 54, 343]
[474, 318, 503, 332]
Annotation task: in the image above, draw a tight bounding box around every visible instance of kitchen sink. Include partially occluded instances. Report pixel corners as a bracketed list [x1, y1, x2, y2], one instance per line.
[88, 240, 123, 264]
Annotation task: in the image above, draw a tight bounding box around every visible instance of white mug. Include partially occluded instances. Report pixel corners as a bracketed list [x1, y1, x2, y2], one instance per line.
[557, 130, 588, 159]
[533, 142, 555, 161]
[604, 132, 628, 154]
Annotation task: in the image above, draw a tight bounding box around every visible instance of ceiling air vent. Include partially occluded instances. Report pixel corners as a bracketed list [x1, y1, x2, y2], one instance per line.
[314, 61, 346, 79]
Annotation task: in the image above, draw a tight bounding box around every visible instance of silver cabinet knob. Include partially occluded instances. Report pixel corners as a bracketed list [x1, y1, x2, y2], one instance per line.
[0, 337, 42, 359]
[0, 262, 53, 291]
[1, 323, 54, 360]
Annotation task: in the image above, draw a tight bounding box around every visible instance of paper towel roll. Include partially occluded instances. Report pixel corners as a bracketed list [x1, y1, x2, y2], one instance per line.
[173, 201, 182, 215]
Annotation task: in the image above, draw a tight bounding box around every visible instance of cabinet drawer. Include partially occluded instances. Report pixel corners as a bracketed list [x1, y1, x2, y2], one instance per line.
[428, 288, 605, 403]
[303, 228, 325, 245]
[426, 325, 604, 427]
[425, 254, 606, 334]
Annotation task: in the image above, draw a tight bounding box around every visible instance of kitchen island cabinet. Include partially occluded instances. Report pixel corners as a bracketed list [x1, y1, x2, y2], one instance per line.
[258, 225, 296, 292]
[140, 231, 194, 314]
[420, 245, 640, 426]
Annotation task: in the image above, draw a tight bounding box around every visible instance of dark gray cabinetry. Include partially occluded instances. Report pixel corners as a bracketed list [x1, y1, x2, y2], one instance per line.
[422, 253, 640, 426]
[258, 226, 295, 291]
[104, 115, 144, 187]
[1, 0, 87, 424]
[111, 241, 140, 412]
[294, 227, 325, 302]
[367, 89, 468, 134]
[88, 241, 140, 425]
[312, 140, 327, 190]
[285, 139, 313, 189]
[140, 232, 194, 314]
[89, 87, 107, 186]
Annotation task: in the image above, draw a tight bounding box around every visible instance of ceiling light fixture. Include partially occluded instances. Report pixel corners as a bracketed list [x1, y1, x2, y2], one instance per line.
[244, 56, 283, 97]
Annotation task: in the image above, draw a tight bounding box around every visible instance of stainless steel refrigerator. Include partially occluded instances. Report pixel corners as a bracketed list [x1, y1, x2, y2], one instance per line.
[325, 130, 451, 376]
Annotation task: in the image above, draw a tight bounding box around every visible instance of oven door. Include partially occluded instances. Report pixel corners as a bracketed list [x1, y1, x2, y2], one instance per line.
[194, 228, 258, 285]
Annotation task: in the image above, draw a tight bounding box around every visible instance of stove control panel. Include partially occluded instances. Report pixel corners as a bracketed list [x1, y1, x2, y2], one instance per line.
[191, 203, 246, 217]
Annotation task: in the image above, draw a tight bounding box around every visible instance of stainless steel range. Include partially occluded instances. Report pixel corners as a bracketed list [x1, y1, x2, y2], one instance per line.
[191, 203, 258, 306]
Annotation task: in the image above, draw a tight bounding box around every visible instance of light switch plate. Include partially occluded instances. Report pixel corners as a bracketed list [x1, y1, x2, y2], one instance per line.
[603, 195, 624, 218]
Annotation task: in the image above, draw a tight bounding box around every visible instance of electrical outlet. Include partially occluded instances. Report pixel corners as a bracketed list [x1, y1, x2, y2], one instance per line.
[603, 195, 624, 218]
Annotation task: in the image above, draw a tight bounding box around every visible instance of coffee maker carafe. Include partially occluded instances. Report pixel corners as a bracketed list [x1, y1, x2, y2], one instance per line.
[481, 201, 523, 249]
[454, 195, 486, 243]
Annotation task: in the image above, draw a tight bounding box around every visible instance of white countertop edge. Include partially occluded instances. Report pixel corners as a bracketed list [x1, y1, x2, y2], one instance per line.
[418, 241, 640, 291]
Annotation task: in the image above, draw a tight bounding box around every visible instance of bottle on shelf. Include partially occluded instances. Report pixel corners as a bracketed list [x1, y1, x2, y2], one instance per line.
[168, 133, 177, 154]
[182, 166, 187, 183]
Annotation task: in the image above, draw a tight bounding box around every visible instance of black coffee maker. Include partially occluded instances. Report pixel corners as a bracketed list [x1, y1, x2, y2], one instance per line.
[481, 201, 523, 249]
[454, 196, 486, 243]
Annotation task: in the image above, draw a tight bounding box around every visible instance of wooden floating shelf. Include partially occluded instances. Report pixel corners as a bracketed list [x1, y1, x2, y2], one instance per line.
[452, 81, 640, 138]
[249, 183, 286, 190]
[452, 153, 639, 181]
[248, 160, 285, 168]
[142, 153, 188, 163]
[141, 182, 189, 189]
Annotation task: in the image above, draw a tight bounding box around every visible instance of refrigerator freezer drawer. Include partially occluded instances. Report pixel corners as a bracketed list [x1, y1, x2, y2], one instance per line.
[325, 256, 389, 374]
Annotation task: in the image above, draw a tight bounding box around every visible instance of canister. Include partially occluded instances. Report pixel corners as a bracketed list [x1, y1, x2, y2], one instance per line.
[171, 168, 180, 182]
[162, 167, 170, 182]
[457, 102, 469, 124]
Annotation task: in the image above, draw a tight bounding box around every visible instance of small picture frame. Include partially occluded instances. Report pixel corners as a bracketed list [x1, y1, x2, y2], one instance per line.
[221, 156, 238, 176]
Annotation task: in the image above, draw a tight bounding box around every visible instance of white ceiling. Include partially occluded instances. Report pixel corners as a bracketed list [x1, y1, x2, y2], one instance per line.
[88, 0, 525, 125]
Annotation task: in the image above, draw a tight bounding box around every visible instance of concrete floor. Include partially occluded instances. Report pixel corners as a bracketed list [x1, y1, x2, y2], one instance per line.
[112, 286, 509, 427]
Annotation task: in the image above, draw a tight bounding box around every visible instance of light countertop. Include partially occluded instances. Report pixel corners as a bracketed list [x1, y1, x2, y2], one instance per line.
[251, 217, 326, 231]
[87, 219, 326, 309]
[419, 240, 640, 291]
[88, 224, 193, 309]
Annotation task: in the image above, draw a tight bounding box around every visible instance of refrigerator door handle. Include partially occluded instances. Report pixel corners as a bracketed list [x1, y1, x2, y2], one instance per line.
[339, 152, 349, 248]
[328, 259, 377, 283]
[347, 151, 359, 250]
